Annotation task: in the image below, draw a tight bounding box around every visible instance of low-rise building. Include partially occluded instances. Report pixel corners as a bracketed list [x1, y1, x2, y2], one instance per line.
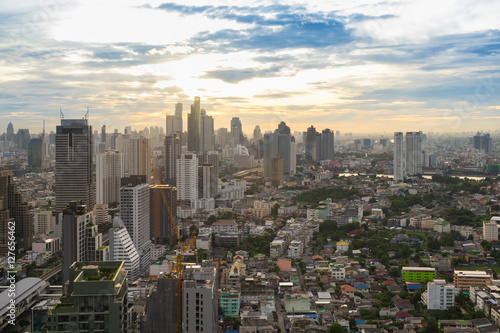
[423, 279, 456, 310]
[454, 270, 493, 291]
[402, 267, 436, 283]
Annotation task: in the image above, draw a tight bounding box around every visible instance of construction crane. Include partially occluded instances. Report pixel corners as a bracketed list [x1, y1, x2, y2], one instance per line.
[142, 140, 197, 333]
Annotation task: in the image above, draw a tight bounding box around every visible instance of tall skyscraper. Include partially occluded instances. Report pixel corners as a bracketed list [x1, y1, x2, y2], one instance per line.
[6, 122, 14, 141]
[28, 137, 44, 170]
[175, 102, 183, 117]
[405, 131, 422, 176]
[231, 117, 242, 147]
[393, 132, 404, 182]
[321, 129, 334, 160]
[150, 185, 177, 247]
[0, 170, 33, 252]
[96, 150, 124, 205]
[109, 216, 140, 280]
[130, 137, 152, 183]
[164, 134, 181, 186]
[290, 137, 297, 174]
[305, 125, 317, 162]
[141, 275, 177, 333]
[263, 133, 277, 180]
[115, 133, 131, 175]
[200, 109, 214, 152]
[176, 153, 198, 207]
[253, 125, 262, 142]
[167, 103, 183, 137]
[473, 132, 492, 153]
[120, 175, 152, 273]
[276, 122, 291, 175]
[188, 96, 201, 152]
[55, 118, 94, 212]
[16, 128, 30, 150]
[101, 124, 106, 144]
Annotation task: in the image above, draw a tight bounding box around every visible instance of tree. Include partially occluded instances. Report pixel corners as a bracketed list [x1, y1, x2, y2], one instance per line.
[271, 203, 280, 216]
[189, 224, 199, 236]
[368, 197, 377, 204]
[329, 323, 348, 333]
[206, 215, 217, 225]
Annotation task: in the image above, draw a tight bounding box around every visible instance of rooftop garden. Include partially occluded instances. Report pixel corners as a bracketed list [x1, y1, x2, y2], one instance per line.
[84, 267, 118, 281]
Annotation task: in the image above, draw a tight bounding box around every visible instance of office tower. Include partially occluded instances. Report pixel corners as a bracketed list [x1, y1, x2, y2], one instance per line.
[188, 96, 201, 152]
[305, 125, 317, 161]
[176, 153, 198, 207]
[276, 122, 291, 175]
[405, 131, 422, 176]
[215, 128, 229, 148]
[231, 117, 242, 147]
[101, 125, 106, 144]
[6, 122, 14, 141]
[164, 134, 181, 186]
[167, 103, 183, 137]
[200, 109, 214, 152]
[393, 132, 404, 181]
[45, 261, 128, 333]
[271, 155, 284, 187]
[150, 185, 177, 247]
[290, 137, 296, 174]
[0, 170, 31, 253]
[483, 220, 498, 242]
[115, 134, 131, 175]
[55, 118, 94, 212]
[253, 125, 262, 142]
[321, 129, 334, 160]
[175, 102, 183, 117]
[263, 133, 277, 180]
[424, 280, 456, 310]
[16, 128, 30, 150]
[202, 151, 220, 197]
[130, 137, 152, 183]
[182, 266, 218, 333]
[120, 175, 151, 273]
[28, 138, 43, 170]
[109, 216, 140, 280]
[96, 150, 124, 205]
[198, 164, 214, 199]
[141, 275, 177, 333]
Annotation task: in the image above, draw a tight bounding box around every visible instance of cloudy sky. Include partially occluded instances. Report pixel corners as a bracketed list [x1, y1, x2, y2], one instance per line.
[1, 0, 499, 136]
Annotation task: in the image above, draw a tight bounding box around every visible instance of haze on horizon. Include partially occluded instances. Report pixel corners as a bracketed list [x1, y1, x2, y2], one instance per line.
[1, 0, 499, 135]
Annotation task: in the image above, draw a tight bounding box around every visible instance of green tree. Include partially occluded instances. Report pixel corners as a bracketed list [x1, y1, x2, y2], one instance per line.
[329, 323, 348, 333]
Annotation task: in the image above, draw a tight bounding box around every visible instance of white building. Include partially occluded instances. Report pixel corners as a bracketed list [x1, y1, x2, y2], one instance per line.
[405, 131, 422, 177]
[120, 175, 152, 274]
[196, 233, 212, 251]
[288, 240, 303, 258]
[33, 208, 56, 235]
[212, 221, 238, 234]
[219, 185, 244, 200]
[109, 216, 140, 280]
[177, 153, 198, 204]
[393, 132, 404, 182]
[483, 220, 498, 242]
[96, 149, 124, 205]
[423, 279, 456, 310]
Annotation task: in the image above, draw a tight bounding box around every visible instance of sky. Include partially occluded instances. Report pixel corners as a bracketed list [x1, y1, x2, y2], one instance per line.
[1, 0, 500, 136]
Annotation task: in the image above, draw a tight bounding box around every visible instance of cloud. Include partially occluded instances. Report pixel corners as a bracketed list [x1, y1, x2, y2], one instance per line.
[202, 66, 284, 83]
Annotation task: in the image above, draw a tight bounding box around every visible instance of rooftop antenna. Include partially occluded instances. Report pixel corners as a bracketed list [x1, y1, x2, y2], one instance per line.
[60, 107, 64, 120]
[85, 107, 89, 120]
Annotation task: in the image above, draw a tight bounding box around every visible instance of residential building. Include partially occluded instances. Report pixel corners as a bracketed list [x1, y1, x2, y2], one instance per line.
[423, 280, 456, 310]
[231, 117, 242, 147]
[120, 175, 152, 274]
[200, 109, 214, 152]
[45, 261, 128, 333]
[55, 117, 94, 212]
[220, 293, 240, 317]
[483, 220, 498, 242]
[109, 216, 140, 280]
[164, 134, 180, 186]
[453, 270, 492, 291]
[33, 208, 56, 235]
[150, 185, 177, 247]
[96, 150, 124, 205]
[393, 132, 404, 181]
[402, 267, 436, 283]
[405, 131, 422, 176]
[177, 152, 198, 207]
[141, 274, 177, 333]
[188, 96, 201, 152]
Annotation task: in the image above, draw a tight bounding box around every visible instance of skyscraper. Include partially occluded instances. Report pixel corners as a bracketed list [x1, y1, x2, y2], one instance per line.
[253, 125, 262, 142]
[55, 118, 94, 212]
[405, 131, 422, 176]
[6, 122, 13, 141]
[321, 129, 334, 160]
[188, 96, 201, 152]
[175, 102, 183, 117]
[176, 153, 198, 207]
[393, 132, 404, 182]
[109, 216, 140, 280]
[130, 137, 152, 183]
[167, 103, 183, 137]
[96, 150, 124, 205]
[263, 133, 278, 180]
[101, 124, 106, 144]
[16, 128, 30, 150]
[231, 117, 242, 147]
[305, 126, 317, 162]
[28, 137, 43, 170]
[276, 122, 291, 175]
[200, 109, 214, 152]
[164, 134, 181, 186]
[150, 185, 177, 247]
[120, 175, 152, 274]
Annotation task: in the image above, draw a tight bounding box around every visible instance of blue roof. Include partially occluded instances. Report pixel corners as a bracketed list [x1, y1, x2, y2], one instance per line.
[226, 330, 238, 333]
[354, 283, 369, 289]
[408, 284, 421, 290]
[356, 320, 366, 325]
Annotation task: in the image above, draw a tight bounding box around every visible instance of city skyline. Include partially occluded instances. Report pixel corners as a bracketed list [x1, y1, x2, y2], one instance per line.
[1, 1, 500, 134]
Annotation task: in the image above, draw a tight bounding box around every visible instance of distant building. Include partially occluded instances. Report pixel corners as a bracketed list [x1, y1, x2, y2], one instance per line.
[483, 220, 498, 242]
[453, 270, 492, 291]
[402, 267, 436, 283]
[150, 185, 177, 247]
[96, 150, 124, 205]
[141, 274, 177, 333]
[423, 280, 456, 310]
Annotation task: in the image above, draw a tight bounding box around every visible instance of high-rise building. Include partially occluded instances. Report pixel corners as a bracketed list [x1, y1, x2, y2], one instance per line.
[423, 280, 456, 310]
[109, 216, 140, 280]
[305, 126, 317, 162]
[483, 220, 498, 242]
[175, 102, 183, 117]
[33, 208, 56, 235]
[120, 175, 152, 273]
[6, 122, 14, 141]
[321, 129, 334, 160]
[182, 265, 219, 333]
[198, 164, 214, 199]
[164, 134, 181, 186]
[253, 125, 262, 142]
[473, 132, 492, 153]
[45, 261, 128, 333]
[141, 274, 177, 333]
[130, 137, 152, 183]
[263, 133, 277, 180]
[231, 117, 242, 147]
[405, 131, 422, 176]
[115, 134, 131, 176]
[16, 128, 30, 150]
[150, 185, 177, 247]
[215, 128, 229, 148]
[188, 96, 201, 152]
[101, 124, 106, 144]
[264, 122, 293, 180]
[62, 201, 108, 284]
[200, 109, 214, 152]
[271, 155, 284, 187]
[96, 150, 124, 205]
[290, 137, 297, 175]
[393, 132, 404, 182]
[28, 137, 44, 171]
[55, 118, 94, 213]
[201, 151, 220, 197]
[176, 153, 198, 207]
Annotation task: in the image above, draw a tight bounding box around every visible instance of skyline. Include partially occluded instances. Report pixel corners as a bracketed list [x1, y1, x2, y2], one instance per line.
[1, 0, 500, 135]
